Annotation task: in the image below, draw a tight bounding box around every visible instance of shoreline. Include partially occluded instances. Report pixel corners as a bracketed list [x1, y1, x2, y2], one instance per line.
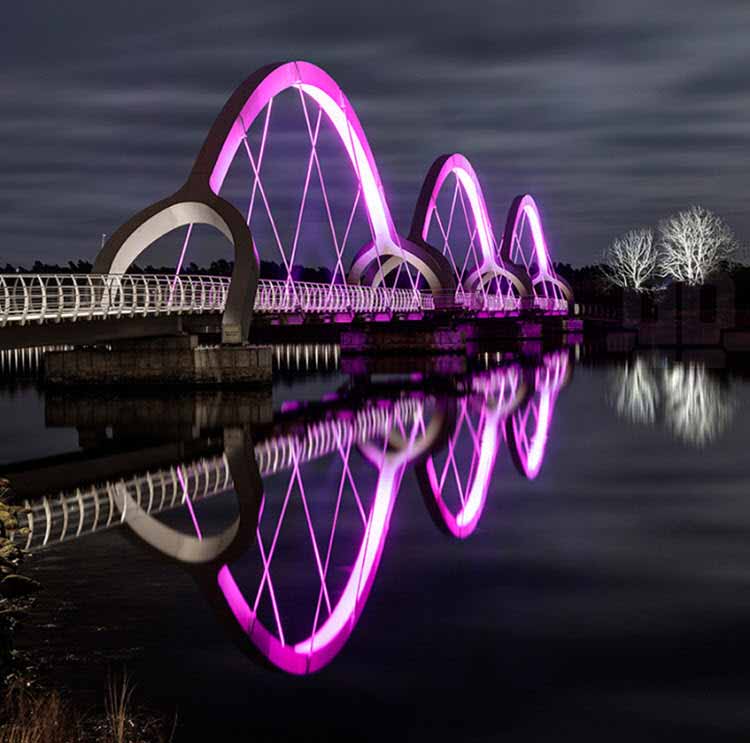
[0, 480, 39, 687]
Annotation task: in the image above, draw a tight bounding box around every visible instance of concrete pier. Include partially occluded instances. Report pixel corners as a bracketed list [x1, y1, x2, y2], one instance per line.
[340, 326, 466, 353]
[45, 336, 272, 386]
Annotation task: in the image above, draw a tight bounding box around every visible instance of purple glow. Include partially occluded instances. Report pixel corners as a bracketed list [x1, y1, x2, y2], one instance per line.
[423, 366, 523, 538]
[508, 352, 569, 479]
[208, 62, 400, 254]
[217, 455, 404, 675]
[422, 154, 497, 270]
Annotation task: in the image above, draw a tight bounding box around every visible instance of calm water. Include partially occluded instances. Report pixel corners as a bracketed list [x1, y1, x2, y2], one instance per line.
[3, 345, 750, 741]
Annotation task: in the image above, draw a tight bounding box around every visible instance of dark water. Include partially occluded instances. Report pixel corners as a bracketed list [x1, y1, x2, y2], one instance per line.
[3, 345, 750, 741]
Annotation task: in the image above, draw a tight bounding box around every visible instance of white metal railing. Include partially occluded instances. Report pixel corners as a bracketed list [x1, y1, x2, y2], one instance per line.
[12, 397, 424, 551]
[0, 274, 230, 325]
[0, 274, 434, 326]
[253, 279, 429, 314]
[533, 297, 568, 313]
[0, 273, 567, 327]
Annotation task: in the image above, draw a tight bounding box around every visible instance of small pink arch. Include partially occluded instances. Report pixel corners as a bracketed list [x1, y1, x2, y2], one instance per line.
[500, 195, 572, 301]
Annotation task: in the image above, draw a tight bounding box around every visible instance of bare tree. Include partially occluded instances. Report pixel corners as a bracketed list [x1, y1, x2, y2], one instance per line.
[658, 206, 737, 285]
[601, 228, 659, 291]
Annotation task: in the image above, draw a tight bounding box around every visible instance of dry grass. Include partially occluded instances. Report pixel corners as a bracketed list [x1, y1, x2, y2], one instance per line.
[105, 672, 135, 743]
[0, 685, 82, 743]
[0, 675, 177, 743]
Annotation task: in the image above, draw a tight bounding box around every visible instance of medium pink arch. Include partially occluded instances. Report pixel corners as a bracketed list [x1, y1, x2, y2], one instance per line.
[409, 154, 532, 296]
[196, 61, 400, 253]
[420, 366, 527, 538]
[413, 154, 496, 268]
[500, 194, 573, 301]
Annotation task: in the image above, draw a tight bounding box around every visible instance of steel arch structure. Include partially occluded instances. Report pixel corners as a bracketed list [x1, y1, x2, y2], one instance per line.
[408, 153, 531, 311]
[500, 194, 572, 311]
[83, 60, 571, 344]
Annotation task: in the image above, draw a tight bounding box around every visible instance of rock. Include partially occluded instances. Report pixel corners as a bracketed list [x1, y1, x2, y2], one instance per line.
[0, 575, 41, 599]
[0, 542, 19, 560]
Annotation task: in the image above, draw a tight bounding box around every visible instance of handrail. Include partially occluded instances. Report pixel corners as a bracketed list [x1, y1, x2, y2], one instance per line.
[0, 273, 567, 326]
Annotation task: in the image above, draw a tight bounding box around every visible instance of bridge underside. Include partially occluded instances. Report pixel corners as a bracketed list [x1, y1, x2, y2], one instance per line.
[0, 313, 223, 350]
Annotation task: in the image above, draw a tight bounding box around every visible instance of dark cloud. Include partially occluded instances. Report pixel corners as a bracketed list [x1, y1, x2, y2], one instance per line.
[0, 0, 748, 266]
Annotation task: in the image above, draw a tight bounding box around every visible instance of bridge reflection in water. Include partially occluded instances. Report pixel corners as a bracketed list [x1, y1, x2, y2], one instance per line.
[7, 349, 570, 675]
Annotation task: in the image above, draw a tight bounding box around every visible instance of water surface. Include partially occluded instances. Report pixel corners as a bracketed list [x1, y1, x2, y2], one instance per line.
[4, 346, 750, 741]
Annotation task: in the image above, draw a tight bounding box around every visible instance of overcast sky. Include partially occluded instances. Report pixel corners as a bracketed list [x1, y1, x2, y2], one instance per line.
[1, 0, 749, 267]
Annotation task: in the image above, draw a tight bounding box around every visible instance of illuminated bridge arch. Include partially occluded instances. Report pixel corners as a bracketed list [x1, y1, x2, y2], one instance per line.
[410, 154, 531, 306]
[500, 194, 573, 309]
[351, 153, 535, 311]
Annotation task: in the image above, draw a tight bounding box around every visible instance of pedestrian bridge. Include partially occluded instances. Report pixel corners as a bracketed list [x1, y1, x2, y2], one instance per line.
[4, 60, 574, 346]
[0, 273, 568, 327]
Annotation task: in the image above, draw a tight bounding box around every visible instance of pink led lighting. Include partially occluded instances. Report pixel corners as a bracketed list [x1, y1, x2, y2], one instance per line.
[499, 194, 572, 304]
[508, 352, 569, 479]
[425, 413, 499, 538]
[207, 62, 400, 252]
[421, 366, 524, 538]
[217, 454, 404, 675]
[421, 154, 497, 270]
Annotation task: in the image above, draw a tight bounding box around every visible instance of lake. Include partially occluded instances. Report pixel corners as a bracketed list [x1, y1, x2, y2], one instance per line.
[2, 343, 750, 741]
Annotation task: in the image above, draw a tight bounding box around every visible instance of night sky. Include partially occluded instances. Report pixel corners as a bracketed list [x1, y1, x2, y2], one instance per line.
[1, 0, 749, 267]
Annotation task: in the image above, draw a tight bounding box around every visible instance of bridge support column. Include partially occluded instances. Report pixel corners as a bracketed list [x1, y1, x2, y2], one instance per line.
[45, 337, 272, 386]
[340, 325, 467, 353]
[457, 319, 543, 341]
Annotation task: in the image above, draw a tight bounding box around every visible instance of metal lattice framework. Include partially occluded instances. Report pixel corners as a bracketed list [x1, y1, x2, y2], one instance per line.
[418, 365, 528, 538]
[407, 154, 531, 313]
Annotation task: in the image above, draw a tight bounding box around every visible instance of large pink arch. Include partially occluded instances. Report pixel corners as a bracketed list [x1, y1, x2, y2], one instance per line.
[217, 454, 404, 674]
[194, 61, 400, 251]
[96, 61, 421, 341]
[216, 398, 447, 675]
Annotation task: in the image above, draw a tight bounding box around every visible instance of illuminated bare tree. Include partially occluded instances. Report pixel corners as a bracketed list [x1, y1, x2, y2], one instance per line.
[658, 206, 737, 285]
[601, 228, 659, 291]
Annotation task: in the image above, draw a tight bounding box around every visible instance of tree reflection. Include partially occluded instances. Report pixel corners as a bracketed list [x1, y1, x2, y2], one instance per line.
[662, 364, 736, 446]
[610, 356, 736, 446]
[610, 357, 660, 425]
